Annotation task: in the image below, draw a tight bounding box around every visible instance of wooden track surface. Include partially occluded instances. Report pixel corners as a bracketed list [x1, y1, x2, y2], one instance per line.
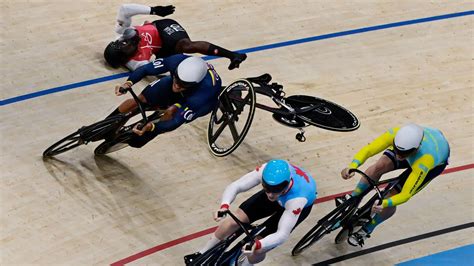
[1, 1, 473, 265]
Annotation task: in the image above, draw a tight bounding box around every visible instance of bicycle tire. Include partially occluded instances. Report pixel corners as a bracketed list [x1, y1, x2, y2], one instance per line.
[286, 95, 360, 132]
[207, 79, 256, 157]
[94, 133, 132, 155]
[292, 200, 357, 256]
[43, 130, 83, 158]
[43, 115, 125, 158]
[292, 225, 327, 256]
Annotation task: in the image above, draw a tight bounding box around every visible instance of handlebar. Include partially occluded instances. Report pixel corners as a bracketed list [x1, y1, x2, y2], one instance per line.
[119, 86, 148, 130]
[217, 210, 256, 247]
[348, 168, 383, 200]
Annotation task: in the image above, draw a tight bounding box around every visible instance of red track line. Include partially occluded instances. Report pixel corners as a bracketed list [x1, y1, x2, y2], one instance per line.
[111, 163, 474, 265]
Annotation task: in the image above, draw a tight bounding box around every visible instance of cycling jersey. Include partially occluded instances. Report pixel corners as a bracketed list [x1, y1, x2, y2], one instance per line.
[126, 54, 222, 148]
[348, 126, 450, 207]
[126, 24, 162, 69]
[114, 4, 190, 70]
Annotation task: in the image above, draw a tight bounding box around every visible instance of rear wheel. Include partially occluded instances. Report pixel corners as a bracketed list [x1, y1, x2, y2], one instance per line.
[286, 95, 360, 131]
[207, 79, 256, 157]
[292, 200, 357, 256]
[94, 134, 131, 155]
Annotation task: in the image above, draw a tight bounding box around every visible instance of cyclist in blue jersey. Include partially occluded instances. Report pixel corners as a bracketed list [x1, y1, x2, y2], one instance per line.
[184, 159, 318, 265]
[105, 54, 222, 149]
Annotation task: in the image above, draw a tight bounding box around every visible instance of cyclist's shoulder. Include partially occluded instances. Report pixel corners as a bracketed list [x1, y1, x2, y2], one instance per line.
[385, 126, 400, 136]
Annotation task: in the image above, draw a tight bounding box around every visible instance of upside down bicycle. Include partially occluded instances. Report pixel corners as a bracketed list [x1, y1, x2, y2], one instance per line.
[207, 73, 360, 156]
[291, 169, 401, 256]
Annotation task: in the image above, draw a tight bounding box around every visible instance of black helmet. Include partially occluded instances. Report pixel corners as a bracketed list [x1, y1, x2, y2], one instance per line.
[103, 28, 140, 68]
[104, 41, 128, 68]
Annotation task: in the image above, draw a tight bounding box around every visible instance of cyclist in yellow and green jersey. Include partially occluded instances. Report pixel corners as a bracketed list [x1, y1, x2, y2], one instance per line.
[340, 123, 450, 246]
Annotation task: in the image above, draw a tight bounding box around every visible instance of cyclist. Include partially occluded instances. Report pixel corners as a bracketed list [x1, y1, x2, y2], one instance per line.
[340, 123, 450, 246]
[102, 54, 222, 150]
[184, 159, 317, 265]
[104, 3, 247, 70]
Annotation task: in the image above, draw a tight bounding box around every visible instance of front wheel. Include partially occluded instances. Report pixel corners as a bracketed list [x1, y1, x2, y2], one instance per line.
[292, 224, 328, 256]
[43, 130, 84, 158]
[207, 79, 256, 157]
[43, 115, 125, 158]
[286, 95, 360, 132]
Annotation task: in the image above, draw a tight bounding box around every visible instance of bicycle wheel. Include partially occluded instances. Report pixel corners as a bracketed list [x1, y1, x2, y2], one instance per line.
[43, 130, 83, 158]
[94, 133, 131, 155]
[286, 95, 360, 132]
[43, 115, 125, 158]
[292, 223, 328, 256]
[292, 200, 357, 256]
[207, 79, 256, 157]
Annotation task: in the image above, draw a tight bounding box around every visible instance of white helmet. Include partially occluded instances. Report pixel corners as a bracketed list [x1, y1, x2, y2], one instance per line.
[175, 57, 208, 88]
[393, 123, 424, 155]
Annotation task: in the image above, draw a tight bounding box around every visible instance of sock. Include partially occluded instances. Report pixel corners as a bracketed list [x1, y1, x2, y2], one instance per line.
[207, 44, 236, 59]
[199, 234, 221, 254]
[351, 181, 370, 197]
[364, 213, 385, 233]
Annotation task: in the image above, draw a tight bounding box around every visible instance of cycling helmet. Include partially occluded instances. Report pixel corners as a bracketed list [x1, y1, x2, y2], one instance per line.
[174, 57, 208, 88]
[262, 159, 291, 193]
[104, 28, 140, 68]
[393, 123, 424, 156]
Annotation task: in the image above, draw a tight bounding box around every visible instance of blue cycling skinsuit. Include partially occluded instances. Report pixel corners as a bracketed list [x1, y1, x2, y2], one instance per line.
[126, 54, 222, 147]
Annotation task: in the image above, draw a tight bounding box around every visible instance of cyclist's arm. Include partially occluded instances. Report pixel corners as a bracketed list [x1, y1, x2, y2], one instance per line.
[382, 154, 435, 207]
[220, 165, 265, 207]
[257, 198, 308, 252]
[349, 128, 399, 169]
[127, 55, 187, 84]
[148, 94, 211, 134]
[115, 4, 150, 34]
[125, 59, 150, 71]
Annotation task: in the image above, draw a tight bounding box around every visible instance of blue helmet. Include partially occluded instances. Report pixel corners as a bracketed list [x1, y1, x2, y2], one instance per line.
[262, 159, 291, 193]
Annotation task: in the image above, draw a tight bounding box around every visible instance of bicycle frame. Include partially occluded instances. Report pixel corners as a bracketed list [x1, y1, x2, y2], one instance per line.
[226, 79, 322, 118]
[119, 87, 149, 129]
[189, 210, 267, 266]
[340, 169, 401, 230]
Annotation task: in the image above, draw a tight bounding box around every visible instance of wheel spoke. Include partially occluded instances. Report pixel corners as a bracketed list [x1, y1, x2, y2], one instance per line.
[210, 116, 231, 143]
[228, 119, 240, 142]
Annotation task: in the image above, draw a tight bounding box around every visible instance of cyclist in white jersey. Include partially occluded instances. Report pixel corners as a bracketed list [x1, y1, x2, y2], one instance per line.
[184, 159, 317, 265]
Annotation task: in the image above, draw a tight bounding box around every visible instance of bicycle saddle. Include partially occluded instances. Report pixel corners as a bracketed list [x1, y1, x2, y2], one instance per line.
[246, 73, 272, 84]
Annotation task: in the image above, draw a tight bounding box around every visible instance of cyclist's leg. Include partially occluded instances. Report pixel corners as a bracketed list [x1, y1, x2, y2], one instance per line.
[362, 162, 448, 238]
[412, 163, 448, 194]
[199, 190, 281, 254]
[153, 18, 246, 70]
[362, 167, 411, 234]
[351, 151, 397, 197]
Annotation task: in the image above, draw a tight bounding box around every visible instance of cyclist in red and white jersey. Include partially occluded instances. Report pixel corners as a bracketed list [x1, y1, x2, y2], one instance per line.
[104, 4, 246, 70]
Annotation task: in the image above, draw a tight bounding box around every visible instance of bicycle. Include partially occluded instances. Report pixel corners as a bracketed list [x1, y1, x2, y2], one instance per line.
[291, 169, 401, 256]
[43, 87, 159, 157]
[184, 210, 269, 266]
[207, 73, 360, 157]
